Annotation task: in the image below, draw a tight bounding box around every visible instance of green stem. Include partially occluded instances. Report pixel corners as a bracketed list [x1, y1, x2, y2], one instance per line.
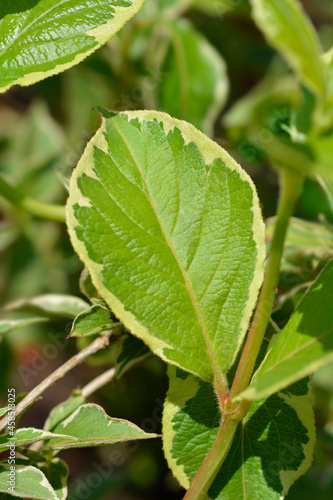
[229, 169, 304, 407]
[183, 169, 303, 500]
[183, 416, 239, 500]
[0, 176, 66, 223]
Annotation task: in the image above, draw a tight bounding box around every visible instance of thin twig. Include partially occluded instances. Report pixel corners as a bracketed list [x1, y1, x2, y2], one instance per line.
[29, 365, 116, 452]
[0, 333, 112, 433]
[81, 367, 116, 398]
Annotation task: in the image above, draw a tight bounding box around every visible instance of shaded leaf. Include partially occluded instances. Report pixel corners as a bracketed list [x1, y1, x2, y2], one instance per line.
[163, 367, 315, 499]
[158, 19, 228, 135]
[0, 316, 47, 336]
[115, 334, 150, 379]
[79, 268, 99, 299]
[66, 110, 265, 388]
[0, 463, 58, 500]
[39, 459, 69, 500]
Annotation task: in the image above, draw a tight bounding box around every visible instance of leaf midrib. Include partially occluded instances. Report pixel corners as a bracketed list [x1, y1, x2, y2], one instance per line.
[112, 118, 224, 388]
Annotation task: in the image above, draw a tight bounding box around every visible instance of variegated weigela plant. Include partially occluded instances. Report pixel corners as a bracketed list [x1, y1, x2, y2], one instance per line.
[1, 0, 333, 499]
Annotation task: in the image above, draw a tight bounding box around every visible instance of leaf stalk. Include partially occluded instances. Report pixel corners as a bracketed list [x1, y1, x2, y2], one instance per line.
[229, 168, 304, 409]
[184, 168, 303, 500]
[183, 416, 239, 500]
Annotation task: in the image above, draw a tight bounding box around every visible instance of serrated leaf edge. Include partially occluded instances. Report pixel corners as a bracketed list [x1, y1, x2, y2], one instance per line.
[66, 110, 266, 382]
[0, 0, 146, 94]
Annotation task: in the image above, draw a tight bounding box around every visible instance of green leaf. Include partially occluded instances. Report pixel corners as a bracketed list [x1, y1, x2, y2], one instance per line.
[266, 216, 333, 257]
[0, 0, 146, 93]
[69, 304, 120, 337]
[3, 100, 65, 174]
[0, 317, 47, 336]
[163, 367, 315, 498]
[191, 0, 241, 15]
[66, 110, 265, 388]
[249, 0, 326, 95]
[44, 391, 85, 432]
[0, 428, 77, 452]
[0, 463, 58, 500]
[79, 268, 99, 299]
[158, 19, 228, 135]
[237, 259, 333, 402]
[39, 459, 69, 500]
[115, 334, 150, 379]
[5, 294, 89, 319]
[139, 0, 191, 19]
[0, 408, 8, 418]
[0, 222, 19, 253]
[45, 403, 158, 449]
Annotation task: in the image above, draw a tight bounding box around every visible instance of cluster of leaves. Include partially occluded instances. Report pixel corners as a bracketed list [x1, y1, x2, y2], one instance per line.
[0, 0, 333, 499]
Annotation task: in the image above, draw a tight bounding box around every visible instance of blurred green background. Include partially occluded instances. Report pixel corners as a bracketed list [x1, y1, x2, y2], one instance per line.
[1, 0, 333, 498]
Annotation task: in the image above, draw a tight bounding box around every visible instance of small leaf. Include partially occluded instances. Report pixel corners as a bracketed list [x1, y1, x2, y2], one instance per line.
[44, 391, 86, 432]
[0, 428, 77, 452]
[0, 463, 58, 500]
[266, 216, 333, 257]
[69, 305, 120, 337]
[0, 0, 146, 93]
[139, 0, 191, 19]
[39, 459, 69, 500]
[237, 259, 333, 402]
[0, 408, 8, 417]
[45, 403, 158, 449]
[66, 110, 265, 388]
[163, 367, 315, 499]
[115, 334, 150, 379]
[249, 0, 325, 95]
[0, 222, 19, 252]
[5, 294, 89, 319]
[158, 19, 228, 135]
[79, 268, 99, 299]
[0, 317, 47, 336]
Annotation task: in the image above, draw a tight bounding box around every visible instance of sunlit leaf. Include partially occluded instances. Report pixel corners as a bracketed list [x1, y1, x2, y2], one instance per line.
[249, 0, 325, 95]
[66, 110, 265, 388]
[0, 0, 146, 93]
